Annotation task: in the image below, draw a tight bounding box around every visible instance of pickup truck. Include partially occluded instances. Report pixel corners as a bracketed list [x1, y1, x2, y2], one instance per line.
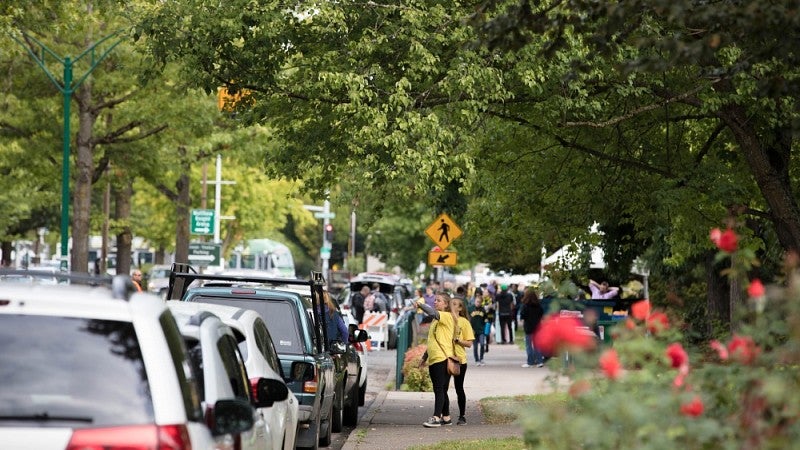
[167, 264, 364, 449]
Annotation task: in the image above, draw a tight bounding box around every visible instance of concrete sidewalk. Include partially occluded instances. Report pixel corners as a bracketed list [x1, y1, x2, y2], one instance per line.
[342, 342, 566, 449]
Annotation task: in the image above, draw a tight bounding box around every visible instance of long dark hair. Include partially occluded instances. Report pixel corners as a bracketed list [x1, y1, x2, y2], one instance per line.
[521, 287, 540, 305]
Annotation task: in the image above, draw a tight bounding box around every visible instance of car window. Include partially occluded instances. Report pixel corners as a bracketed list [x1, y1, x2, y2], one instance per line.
[217, 334, 250, 401]
[160, 312, 204, 422]
[188, 295, 306, 355]
[0, 315, 154, 427]
[253, 317, 283, 376]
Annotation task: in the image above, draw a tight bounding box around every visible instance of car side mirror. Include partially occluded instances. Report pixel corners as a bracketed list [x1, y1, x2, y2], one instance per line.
[250, 377, 289, 408]
[351, 329, 369, 343]
[329, 340, 347, 354]
[209, 398, 255, 436]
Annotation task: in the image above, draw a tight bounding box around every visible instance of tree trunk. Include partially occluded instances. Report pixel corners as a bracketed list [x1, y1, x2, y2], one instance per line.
[1, 241, 12, 267]
[114, 179, 133, 276]
[705, 252, 730, 334]
[720, 105, 800, 253]
[70, 83, 97, 274]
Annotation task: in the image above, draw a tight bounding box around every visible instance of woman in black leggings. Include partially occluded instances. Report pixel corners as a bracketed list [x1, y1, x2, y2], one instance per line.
[417, 291, 459, 427]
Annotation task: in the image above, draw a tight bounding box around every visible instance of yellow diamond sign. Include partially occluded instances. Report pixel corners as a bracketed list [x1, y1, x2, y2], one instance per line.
[424, 213, 462, 250]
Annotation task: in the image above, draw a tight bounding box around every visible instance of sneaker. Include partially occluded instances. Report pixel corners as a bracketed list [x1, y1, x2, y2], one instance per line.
[442, 417, 453, 425]
[522, 364, 532, 368]
[457, 416, 467, 425]
[423, 416, 443, 428]
[537, 363, 545, 368]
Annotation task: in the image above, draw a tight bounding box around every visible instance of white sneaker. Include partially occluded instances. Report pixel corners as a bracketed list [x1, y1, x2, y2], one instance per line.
[521, 364, 531, 368]
[537, 363, 544, 368]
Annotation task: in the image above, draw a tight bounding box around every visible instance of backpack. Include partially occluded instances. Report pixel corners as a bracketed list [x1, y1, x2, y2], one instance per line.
[363, 293, 375, 312]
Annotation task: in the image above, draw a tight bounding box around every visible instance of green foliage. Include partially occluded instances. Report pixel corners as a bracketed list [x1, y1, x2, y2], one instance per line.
[401, 344, 432, 392]
[520, 233, 800, 449]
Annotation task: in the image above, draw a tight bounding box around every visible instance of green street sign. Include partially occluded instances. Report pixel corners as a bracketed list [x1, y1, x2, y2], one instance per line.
[188, 243, 221, 267]
[191, 209, 215, 235]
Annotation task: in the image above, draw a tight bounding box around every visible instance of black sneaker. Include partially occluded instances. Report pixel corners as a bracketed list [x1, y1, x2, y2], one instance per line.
[457, 416, 467, 425]
[423, 416, 443, 428]
[442, 417, 453, 425]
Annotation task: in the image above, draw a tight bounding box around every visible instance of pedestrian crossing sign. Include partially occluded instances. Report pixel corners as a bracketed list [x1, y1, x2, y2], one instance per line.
[424, 213, 462, 250]
[428, 250, 458, 267]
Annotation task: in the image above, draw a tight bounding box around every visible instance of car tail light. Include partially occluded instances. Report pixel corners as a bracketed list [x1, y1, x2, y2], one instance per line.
[391, 307, 399, 315]
[66, 424, 191, 450]
[303, 365, 318, 394]
[353, 342, 364, 352]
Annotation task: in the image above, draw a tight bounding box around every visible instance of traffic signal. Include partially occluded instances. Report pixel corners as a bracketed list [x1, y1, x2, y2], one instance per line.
[324, 223, 334, 242]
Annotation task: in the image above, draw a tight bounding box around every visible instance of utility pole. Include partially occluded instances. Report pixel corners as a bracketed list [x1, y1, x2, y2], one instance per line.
[207, 155, 235, 268]
[11, 29, 126, 271]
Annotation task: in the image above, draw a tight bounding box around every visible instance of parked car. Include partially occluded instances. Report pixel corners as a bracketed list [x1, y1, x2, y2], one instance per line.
[337, 272, 414, 349]
[261, 282, 367, 428]
[0, 270, 254, 450]
[168, 264, 340, 449]
[170, 306, 285, 450]
[167, 300, 299, 450]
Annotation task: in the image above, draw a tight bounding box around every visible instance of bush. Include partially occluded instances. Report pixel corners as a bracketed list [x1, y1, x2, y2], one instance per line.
[521, 226, 800, 449]
[401, 344, 432, 392]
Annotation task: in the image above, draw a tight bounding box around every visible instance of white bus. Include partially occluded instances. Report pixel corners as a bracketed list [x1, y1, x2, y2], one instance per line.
[226, 238, 296, 278]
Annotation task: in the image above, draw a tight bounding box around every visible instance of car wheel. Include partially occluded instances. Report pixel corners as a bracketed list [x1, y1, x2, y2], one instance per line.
[359, 379, 367, 406]
[331, 385, 343, 433]
[319, 401, 333, 447]
[343, 382, 359, 426]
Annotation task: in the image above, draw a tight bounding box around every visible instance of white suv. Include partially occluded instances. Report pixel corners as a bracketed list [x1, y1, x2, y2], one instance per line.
[0, 272, 254, 450]
[169, 306, 290, 450]
[167, 300, 299, 450]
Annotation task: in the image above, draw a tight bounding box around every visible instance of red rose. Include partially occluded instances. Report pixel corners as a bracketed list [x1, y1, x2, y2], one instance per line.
[709, 228, 722, 244]
[715, 228, 738, 253]
[680, 395, 704, 417]
[646, 311, 670, 334]
[631, 299, 651, 320]
[666, 342, 688, 368]
[710, 340, 729, 360]
[727, 335, 760, 365]
[534, 313, 596, 356]
[747, 279, 765, 298]
[599, 348, 622, 380]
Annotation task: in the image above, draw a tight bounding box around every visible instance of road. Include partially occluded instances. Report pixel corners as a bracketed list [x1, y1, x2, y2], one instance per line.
[328, 348, 396, 449]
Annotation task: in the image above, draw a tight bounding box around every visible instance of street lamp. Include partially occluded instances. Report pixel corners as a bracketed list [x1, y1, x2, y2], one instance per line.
[10, 29, 126, 271]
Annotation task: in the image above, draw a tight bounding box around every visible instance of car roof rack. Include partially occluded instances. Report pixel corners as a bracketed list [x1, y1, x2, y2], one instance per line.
[0, 269, 139, 301]
[167, 263, 329, 353]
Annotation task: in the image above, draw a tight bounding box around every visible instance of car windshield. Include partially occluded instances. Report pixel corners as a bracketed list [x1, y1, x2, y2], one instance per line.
[188, 295, 306, 355]
[0, 315, 154, 427]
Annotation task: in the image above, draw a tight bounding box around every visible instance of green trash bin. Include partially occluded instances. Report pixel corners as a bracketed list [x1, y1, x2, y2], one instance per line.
[597, 319, 618, 345]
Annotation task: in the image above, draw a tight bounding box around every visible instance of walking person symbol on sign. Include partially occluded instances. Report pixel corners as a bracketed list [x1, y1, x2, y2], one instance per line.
[437, 219, 450, 243]
[425, 213, 462, 251]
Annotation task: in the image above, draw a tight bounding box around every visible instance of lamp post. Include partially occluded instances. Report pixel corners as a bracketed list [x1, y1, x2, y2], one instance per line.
[10, 29, 126, 270]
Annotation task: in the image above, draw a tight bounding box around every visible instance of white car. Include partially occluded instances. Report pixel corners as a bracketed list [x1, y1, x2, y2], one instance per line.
[0, 272, 254, 450]
[170, 307, 288, 450]
[168, 300, 299, 450]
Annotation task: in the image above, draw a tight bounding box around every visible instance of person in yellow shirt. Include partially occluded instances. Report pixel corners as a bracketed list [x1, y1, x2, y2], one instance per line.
[450, 296, 474, 425]
[417, 291, 459, 427]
